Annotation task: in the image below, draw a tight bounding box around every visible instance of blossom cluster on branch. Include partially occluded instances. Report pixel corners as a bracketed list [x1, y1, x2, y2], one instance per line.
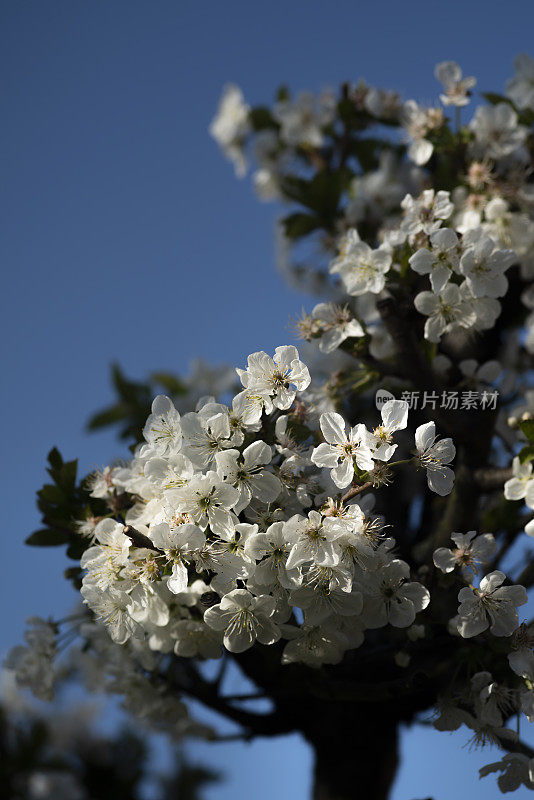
[9, 55, 534, 797]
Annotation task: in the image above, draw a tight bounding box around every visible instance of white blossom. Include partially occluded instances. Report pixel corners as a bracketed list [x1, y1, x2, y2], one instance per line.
[150, 522, 205, 594]
[172, 619, 222, 659]
[457, 571, 527, 638]
[284, 510, 344, 570]
[311, 302, 364, 353]
[237, 346, 310, 410]
[469, 103, 527, 160]
[401, 189, 453, 242]
[273, 90, 335, 148]
[215, 441, 281, 513]
[180, 409, 238, 468]
[312, 412, 375, 489]
[203, 589, 281, 653]
[170, 472, 239, 535]
[506, 53, 534, 110]
[409, 227, 461, 293]
[459, 231, 515, 298]
[414, 422, 455, 496]
[367, 399, 409, 462]
[332, 240, 391, 296]
[143, 395, 182, 457]
[414, 283, 477, 343]
[435, 61, 476, 107]
[209, 84, 250, 176]
[362, 559, 430, 628]
[81, 585, 143, 644]
[504, 456, 534, 506]
[433, 530, 497, 574]
[401, 100, 436, 166]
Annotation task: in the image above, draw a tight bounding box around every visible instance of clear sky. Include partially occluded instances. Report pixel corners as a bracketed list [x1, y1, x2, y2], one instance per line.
[2, 1, 534, 797]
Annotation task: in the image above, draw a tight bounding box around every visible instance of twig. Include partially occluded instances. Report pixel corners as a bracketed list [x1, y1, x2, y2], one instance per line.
[474, 467, 513, 492]
[123, 525, 163, 553]
[342, 482, 373, 504]
[167, 660, 292, 738]
[222, 692, 268, 702]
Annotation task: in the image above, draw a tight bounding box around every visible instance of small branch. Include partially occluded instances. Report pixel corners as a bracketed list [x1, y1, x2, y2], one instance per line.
[492, 532, 521, 572]
[473, 467, 513, 491]
[167, 659, 292, 738]
[496, 734, 534, 760]
[208, 732, 252, 743]
[342, 482, 373, 504]
[515, 558, 534, 588]
[213, 652, 228, 689]
[490, 514, 534, 571]
[123, 525, 163, 553]
[222, 692, 268, 702]
[376, 296, 435, 390]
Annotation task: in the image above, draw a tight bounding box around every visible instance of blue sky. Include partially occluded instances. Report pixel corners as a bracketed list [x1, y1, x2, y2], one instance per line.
[2, 1, 534, 797]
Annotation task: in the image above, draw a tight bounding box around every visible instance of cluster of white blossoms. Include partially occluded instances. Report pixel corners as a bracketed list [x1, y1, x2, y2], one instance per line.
[77, 357, 456, 663]
[211, 55, 534, 357]
[9, 55, 534, 797]
[326, 194, 516, 345]
[505, 458, 534, 537]
[5, 617, 57, 701]
[41, 345, 524, 687]
[10, 337, 533, 788]
[147, 54, 534, 790]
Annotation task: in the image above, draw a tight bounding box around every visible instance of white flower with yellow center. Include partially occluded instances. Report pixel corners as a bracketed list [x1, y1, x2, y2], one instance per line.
[457, 571, 527, 638]
[237, 345, 310, 411]
[170, 471, 239, 536]
[149, 522, 206, 594]
[414, 283, 477, 343]
[333, 241, 392, 297]
[435, 61, 476, 107]
[203, 589, 281, 653]
[143, 395, 182, 457]
[215, 440, 281, 514]
[311, 411, 375, 489]
[414, 422, 455, 496]
[367, 399, 409, 462]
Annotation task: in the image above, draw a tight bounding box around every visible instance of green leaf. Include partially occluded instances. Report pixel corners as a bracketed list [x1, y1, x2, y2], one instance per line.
[282, 212, 321, 239]
[276, 85, 290, 102]
[47, 447, 63, 472]
[482, 498, 521, 532]
[281, 168, 352, 228]
[25, 529, 71, 547]
[351, 137, 401, 171]
[152, 372, 187, 396]
[59, 459, 78, 491]
[249, 106, 277, 131]
[87, 403, 131, 430]
[64, 566, 83, 589]
[280, 175, 311, 205]
[286, 417, 313, 443]
[482, 92, 513, 107]
[87, 363, 153, 441]
[351, 370, 379, 395]
[38, 484, 66, 504]
[519, 419, 534, 443]
[519, 445, 534, 464]
[66, 540, 86, 560]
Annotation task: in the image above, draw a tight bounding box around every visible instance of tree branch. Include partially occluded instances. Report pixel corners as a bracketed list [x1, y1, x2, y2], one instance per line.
[474, 467, 513, 492]
[166, 658, 292, 738]
[123, 525, 163, 553]
[342, 481, 373, 504]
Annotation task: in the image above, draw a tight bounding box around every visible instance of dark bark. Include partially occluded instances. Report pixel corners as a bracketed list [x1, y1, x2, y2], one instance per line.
[309, 717, 398, 800]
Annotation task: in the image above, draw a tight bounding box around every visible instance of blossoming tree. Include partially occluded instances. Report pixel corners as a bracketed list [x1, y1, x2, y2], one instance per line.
[9, 56, 534, 799]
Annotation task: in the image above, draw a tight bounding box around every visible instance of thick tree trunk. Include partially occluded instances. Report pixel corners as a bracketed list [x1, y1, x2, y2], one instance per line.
[309, 718, 398, 800]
